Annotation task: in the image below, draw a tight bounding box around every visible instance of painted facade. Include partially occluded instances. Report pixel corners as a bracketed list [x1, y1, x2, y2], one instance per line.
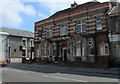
[1, 27, 34, 62]
[108, 4, 120, 64]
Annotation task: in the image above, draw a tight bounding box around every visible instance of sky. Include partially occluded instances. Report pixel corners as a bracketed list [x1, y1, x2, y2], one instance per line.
[0, 0, 119, 33]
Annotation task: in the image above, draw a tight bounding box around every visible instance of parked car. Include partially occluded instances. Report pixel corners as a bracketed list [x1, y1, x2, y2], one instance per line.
[0, 62, 7, 67]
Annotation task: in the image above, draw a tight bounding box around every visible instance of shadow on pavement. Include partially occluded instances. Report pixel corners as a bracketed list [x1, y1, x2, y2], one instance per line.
[6, 63, 119, 80]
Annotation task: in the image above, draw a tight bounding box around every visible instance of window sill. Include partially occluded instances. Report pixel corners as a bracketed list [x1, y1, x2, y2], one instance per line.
[88, 55, 94, 56]
[98, 54, 109, 56]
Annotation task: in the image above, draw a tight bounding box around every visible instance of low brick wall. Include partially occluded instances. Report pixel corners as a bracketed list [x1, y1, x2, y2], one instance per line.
[57, 61, 109, 69]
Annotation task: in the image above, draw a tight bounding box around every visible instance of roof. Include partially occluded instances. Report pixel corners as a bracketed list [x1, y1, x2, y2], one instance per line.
[1, 27, 34, 38]
[0, 32, 9, 35]
[108, 4, 120, 15]
[49, 2, 101, 18]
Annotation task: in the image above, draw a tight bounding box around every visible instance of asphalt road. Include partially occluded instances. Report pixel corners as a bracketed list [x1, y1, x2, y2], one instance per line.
[1, 63, 119, 83]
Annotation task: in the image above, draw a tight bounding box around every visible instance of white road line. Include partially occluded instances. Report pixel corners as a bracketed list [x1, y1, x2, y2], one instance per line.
[42, 75, 88, 82]
[88, 76, 118, 81]
[14, 70, 28, 74]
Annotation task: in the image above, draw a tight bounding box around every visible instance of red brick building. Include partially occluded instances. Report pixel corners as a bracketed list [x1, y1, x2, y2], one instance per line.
[34, 1, 117, 68]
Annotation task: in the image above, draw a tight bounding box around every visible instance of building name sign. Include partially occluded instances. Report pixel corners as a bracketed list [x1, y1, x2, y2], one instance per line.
[51, 36, 70, 41]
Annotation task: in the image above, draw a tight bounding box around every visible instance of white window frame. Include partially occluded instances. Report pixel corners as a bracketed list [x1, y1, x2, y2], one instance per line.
[76, 20, 86, 33]
[96, 17, 102, 30]
[30, 39, 34, 47]
[22, 38, 27, 47]
[99, 43, 109, 56]
[60, 24, 68, 36]
[46, 27, 53, 38]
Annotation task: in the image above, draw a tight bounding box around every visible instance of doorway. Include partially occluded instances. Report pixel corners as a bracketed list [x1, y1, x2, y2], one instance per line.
[62, 48, 67, 61]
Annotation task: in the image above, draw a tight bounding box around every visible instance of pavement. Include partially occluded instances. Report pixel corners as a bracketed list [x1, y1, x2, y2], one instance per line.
[11, 62, 120, 76]
[2, 63, 119, 83]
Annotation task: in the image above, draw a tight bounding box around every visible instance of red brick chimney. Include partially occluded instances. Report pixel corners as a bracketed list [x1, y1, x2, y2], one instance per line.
[71, 1, 78, 8]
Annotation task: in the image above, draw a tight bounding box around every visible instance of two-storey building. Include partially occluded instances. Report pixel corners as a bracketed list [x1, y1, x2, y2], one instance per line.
[34, 1, 117, 67]
[2, 27, 34, 62]
[108, 4, 120, 66]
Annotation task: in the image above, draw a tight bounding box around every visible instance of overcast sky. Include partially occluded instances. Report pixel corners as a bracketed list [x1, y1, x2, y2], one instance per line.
[0, 0, 119, 32]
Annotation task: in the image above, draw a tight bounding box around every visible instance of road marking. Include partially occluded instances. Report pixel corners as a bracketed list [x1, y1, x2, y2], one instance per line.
[42, 75, 88, 82]
[88, 76, 118, 81]
[14, 70, 28, 74]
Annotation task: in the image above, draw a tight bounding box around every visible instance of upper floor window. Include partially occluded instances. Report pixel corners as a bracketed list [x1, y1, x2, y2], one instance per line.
[22, 38, 27, 47]
[60, 24, 68, 36]
[46, 27, 53, 38]
[30, 39, 34, 47]
[22, 40, 26, 47]
[96, 17, 102, 30]
[38, 30, 42, 37]
[76, 20, 86, 33]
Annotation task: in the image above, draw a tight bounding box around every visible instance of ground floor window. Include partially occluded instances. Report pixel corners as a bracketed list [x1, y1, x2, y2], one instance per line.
[99, 43, 109, 56]
[75, 41, 84, 57]
[88, 40, 94, 56]
[76, 46, 81, 56]
[36, 49, 39, 57]
[118, 45, 120, 58]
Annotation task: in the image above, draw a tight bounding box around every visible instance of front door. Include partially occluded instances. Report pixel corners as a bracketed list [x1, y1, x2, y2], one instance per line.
[62, 48, 67, 61]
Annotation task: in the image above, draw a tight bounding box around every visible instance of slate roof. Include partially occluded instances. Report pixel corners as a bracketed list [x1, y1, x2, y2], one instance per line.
[1, 27, 34, 38]
[49, 2, 101, 18]
[108, 4, 120, 15]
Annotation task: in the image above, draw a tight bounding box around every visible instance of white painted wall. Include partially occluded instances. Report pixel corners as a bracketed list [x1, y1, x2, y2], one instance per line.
[0, 32, 8, 62]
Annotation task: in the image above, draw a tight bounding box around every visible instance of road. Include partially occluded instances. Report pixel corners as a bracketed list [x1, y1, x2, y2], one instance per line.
[1, 63, 119, 83]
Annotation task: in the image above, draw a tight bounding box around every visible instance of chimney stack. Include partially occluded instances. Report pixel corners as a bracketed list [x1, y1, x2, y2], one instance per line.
[71, 1, 78, 8]
[110, 0, 119, 7]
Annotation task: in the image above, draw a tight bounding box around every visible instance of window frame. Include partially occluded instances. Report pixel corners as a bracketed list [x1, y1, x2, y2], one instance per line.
[46, 27, 53, 38]
[99, 43, 109, 56]
[30, 39, 34, 47]
[22, 38, 27, 47]
[76, 20, 86, 33]
[60, 24, 68, 36]
[75, 41, 85, 57]
[88, 39, 94, 56]
[96, 17, 102, 30]
[116, 18, 120, 31]
[38, 30, 42, 37]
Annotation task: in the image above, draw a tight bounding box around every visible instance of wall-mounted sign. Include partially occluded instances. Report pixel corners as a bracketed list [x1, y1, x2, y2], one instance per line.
[50, 36, 70, 42]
